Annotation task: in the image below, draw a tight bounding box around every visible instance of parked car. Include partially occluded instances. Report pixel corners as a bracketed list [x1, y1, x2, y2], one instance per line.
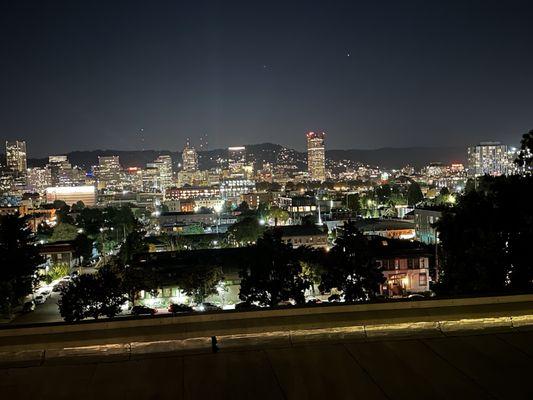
[235, 302, 259, 310]
[168, 303, 193, 314]
[306, 298, 322, 305]
[407, 293, 425, 300]
[34, 295, 46, 305]
[196, 302, 221, 312]
[22, 301, 35, 313]
[131, 305, 157, 316]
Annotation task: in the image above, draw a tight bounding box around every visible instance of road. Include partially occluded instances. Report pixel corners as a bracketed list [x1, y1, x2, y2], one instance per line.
[1, 330, 532, 399]
[12, 292, 63, 325]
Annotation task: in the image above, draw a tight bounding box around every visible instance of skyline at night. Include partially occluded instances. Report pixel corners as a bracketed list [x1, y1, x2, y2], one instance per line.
[1, 0, 532, 157]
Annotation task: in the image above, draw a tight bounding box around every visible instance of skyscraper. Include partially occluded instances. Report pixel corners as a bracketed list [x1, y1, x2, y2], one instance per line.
[96, 156, 122, 191]
[154, 154, 173, 190]
[5, 140, 27, 172]
[306, 132, 326, 181]
[182, 139, 198, 172]
[467, 142, 515, 177]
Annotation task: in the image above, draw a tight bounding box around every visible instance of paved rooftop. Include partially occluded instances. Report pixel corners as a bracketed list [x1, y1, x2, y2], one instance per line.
[1, 330, 532, 399]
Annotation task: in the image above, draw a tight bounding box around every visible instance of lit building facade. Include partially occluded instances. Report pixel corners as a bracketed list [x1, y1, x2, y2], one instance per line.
[467, 142, 515, 177]
[154, 155, 173, 190]
[26, 167, 52, 194]
[46, 186, 97, 206]
[182, 139, 198, 172]
[96, 156, 122, 191]
[5, 140, 27, 173]
[306, 132, 326, 181]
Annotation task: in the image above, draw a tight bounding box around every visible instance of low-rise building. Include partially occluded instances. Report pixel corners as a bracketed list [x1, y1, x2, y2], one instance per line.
[371, 237, 431, 296]
[353, 219, 415, 240]
[273, 225, 328, 249]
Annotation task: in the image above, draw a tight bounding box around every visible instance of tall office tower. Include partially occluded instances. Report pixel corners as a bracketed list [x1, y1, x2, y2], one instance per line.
[5, 140, 27, 172]
[467, 142, 514, 177]
[306, 131, 326, 181]
[97, 156, 122, 191]
[228, 146, 246, 176]
[154, 154, 173, 190]
[182, 139, 198, 172]
[26, 167, 52, 194]
[48, 155, 70, 186]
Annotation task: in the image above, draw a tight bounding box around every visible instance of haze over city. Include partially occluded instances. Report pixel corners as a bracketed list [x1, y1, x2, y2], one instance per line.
[1, 2, 532, 399]
[1, 0, 533, 156]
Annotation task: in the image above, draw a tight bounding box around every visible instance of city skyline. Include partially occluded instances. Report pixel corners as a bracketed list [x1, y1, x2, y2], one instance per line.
[1, 1, 532, 156]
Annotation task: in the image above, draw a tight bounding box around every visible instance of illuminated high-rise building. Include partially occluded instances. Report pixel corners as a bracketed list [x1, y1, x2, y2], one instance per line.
[5, 140, 27, 173]
[467, 142, 515, 177]
[306, 132, 326, 181]
[27, 167, 52, 194]
[182, 139, 198, 172]
[154, 155, 173, 190]
[96, 156, 122, 191]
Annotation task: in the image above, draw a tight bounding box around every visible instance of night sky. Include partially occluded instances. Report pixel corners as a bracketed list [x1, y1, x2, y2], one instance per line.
[1, 0, 532, 157]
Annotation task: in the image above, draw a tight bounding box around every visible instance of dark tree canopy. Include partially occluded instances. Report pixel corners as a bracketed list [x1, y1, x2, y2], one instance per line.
[227, 217, 263, 245]
[58, 267, 125, 322]
[515, 129, 533, 170]
[0, 215, 43, 314]
[239, 231, 311, 307]
[319, 221, 385, 302]
[436, 175, 533, 295]
[407, 182, 424, 206]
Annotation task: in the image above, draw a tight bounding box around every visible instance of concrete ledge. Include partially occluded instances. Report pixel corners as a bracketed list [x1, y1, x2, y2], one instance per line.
[439, 317, 512, 334]
[130, 337, 211, 359]
[218, 331, 291, 350]
[45, 343, 131, 365]
[290, 326, 366, 344]
[0, 313, 531, 368]
[511, 314, 533, 328]
[0, 349, 44, 368]
[365, 321, 440, 339]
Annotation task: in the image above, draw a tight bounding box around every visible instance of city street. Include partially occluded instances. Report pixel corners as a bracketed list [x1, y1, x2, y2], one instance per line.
[11, 292, 63, 325]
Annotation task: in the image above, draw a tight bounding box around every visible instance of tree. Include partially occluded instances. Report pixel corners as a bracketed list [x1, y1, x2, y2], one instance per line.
[50, 223, 79, 242]
[76, 208, 105, 237]
[301, 214, 316, 226]
[267, 207, 289, 226]
[175, 266, 223, 304]
[238, 231, 312, 307]
[118, 230, 148, 265]
[73, 233, 93, 264]
[407, 182, 424, 206]
[235, 201, 250, 213]
[71, 200, 86, 212]
[58, 267, 125, 322]
[0, 214, 43, 315]
[515, 129, 533, 170]
[319, 221, 384, 302]
[346, 193, 361, 214]
[227, 217, 263, 245]
[435, 175, 533, 295]
[55, 204, 75, 224]
[118, 264, 159, 307]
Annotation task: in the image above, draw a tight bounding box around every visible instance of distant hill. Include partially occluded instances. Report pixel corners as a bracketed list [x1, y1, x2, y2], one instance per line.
[27, 143, 466, 170]
[327, 147, 466, 169]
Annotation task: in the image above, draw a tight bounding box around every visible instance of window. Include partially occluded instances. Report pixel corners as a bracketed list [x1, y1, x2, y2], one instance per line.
[407, 258, 413, 269]
[419, 273, 427, 286]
